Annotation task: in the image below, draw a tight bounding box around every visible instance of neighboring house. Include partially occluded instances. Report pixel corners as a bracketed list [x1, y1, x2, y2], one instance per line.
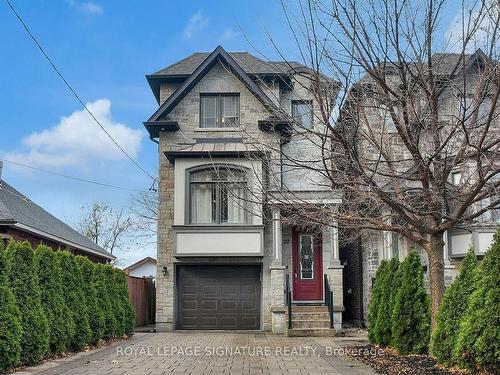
[143, 46, 497, 334]
[0, 167, 114, 263]
[124, 256, 157, 278]
[337, 50, 499, 322]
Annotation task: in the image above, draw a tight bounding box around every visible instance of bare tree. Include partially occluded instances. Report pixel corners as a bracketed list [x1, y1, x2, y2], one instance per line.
[232, 0, 499, 327]
[129, 191, 158, 246]
[78, 202, 135, 255]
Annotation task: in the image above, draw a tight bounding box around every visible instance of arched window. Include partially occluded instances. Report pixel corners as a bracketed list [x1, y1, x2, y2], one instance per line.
[188, 166, 248, 224]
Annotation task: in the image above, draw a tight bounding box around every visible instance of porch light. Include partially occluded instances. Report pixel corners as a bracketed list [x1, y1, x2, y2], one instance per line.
[162, 266, 168, 277]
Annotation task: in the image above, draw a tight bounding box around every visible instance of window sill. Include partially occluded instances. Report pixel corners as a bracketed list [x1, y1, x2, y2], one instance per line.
[172, 224, 264, 231]
[194, 127, 243, 132]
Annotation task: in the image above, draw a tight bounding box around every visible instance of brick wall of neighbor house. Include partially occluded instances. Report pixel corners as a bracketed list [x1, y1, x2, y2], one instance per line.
[0, 226, 108, 263]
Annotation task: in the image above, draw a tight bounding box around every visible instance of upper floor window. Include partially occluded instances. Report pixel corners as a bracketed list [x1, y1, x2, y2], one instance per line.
[189, 166, 247, 224]
[451, 171, 462, 185]
[200, 94, 240, 128]
[292, 100, 313, 129]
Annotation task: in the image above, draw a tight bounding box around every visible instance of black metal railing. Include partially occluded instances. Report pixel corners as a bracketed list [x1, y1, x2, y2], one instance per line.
[324, 274, 334, 329]
[285, 274, 292, 329]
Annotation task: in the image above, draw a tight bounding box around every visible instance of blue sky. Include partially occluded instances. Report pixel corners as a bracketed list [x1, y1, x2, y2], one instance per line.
[0, 0, 298, 266]
[0, 0, 489, 266]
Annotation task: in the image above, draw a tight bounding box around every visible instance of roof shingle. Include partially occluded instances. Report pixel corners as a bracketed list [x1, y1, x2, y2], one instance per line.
[0, 180, 114, 259]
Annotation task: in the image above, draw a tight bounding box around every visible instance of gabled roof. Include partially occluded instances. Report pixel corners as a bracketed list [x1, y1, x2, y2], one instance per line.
[146, 46, 280, 125]
[0, 179, 114, 260]
[124, 256, 156, 271]
[149, 51, 305, 77]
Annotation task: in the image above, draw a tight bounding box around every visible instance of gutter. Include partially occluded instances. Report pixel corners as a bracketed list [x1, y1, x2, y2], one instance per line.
[11, 223, 115, 260]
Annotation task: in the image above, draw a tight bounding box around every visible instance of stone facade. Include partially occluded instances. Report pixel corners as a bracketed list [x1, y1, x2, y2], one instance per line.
[150, 53, 343, 333]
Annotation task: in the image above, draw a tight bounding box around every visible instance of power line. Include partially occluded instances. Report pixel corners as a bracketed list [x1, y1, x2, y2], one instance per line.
[1, 158, 150, 193]
[4, 0, 157, 182]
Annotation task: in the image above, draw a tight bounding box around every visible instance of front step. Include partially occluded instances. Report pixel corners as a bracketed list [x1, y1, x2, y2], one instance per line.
[286, 305, 335, 337]
[287, 328, 336, 337]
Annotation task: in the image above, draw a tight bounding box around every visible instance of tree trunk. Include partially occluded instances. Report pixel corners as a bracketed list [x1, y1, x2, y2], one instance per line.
[427, 232, 445, 330]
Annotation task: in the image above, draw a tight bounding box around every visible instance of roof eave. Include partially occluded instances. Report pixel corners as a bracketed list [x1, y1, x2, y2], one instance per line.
[10, 222, 115, 260]
[143, 120, 180, 139]
[164, 150, 265, 163]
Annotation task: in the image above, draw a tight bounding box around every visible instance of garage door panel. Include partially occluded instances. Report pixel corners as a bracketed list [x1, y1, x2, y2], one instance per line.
[177, 265, 261, 330]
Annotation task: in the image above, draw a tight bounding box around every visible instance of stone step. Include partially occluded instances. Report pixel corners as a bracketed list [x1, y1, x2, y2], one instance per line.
[287, 328, 336, 337]
[292, 319, 331, 329]
[292, 312, 330, 320]
[290, 305, 328, 312]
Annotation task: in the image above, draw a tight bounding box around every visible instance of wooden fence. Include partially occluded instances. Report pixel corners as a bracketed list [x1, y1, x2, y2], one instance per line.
[127, 275, 156, 327]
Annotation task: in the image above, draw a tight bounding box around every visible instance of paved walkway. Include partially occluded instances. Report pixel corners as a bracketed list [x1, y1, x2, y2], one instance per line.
[14, 332, 377, 375]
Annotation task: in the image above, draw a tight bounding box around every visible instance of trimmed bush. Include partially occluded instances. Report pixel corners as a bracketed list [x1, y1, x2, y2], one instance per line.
[391, 250, 431, 354]
[454, 231, 500, 372]
[114, 268, 136, 336]
[35, 245, 75, 355]
[94, 264, 117, 339]
[5, 241, 49, 365]
[374, 257, 400, 346]
[430, 248, 477, 366]
[367, 260, 388, 344]
[57, 251, 92, 350]
[0, 242, 23, 372]
[76, 256, 105, 344]
[104, 265, 125, 337]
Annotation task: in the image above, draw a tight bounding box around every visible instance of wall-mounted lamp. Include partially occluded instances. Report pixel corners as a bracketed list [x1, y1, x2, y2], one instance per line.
[162, 266, 168, 277]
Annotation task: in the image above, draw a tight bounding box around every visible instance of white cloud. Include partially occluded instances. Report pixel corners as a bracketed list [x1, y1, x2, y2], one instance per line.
[183, 11, 209, 39]
[219, 28, 239, 42]
[445, 2, 499, 53]
[3, 99, 144, 168]
[67, 0, 103, 15]
[79, 2, 103, 15]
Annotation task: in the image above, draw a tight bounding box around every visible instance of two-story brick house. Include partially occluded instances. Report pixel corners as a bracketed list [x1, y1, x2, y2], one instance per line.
[144, 46, 343, 335]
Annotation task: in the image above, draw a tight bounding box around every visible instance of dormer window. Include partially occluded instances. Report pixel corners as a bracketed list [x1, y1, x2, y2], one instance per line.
[200, 94, 240, 128]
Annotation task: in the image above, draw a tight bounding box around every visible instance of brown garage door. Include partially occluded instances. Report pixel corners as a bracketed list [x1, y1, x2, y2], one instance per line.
[176, 265, 261, 330]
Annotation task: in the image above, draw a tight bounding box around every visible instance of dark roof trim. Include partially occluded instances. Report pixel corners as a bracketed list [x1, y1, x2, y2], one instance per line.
[124, 256, 157, 271]
[143, 120, 179, 138]
[11, 223, 115, 260]
[164, 150, 265, 163]
[258, 117, 292, 134]
[146, 45, 279, 123]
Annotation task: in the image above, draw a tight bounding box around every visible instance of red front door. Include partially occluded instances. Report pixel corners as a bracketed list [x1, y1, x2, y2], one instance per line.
[292, 229, 323, 301]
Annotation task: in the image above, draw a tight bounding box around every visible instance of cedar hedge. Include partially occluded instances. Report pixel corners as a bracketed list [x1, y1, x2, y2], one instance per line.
[94, 263, 118, 340]
[35, 245, 75, 355]
[57, 251, 92, 350]
[453, 230, 500, 372]
[0, 241, 22, 373]
[374, 257, 400, 347]
[76, 256, 105, 344]
[367, 250, 430, 355]
[104, 265, 126, 337]
[366, 231, 500, 373]
[5, 240, 50, 365]
[430, 247, 477, 366]
[367, 259, 388, 344]
[0, 240, 135, 371]
[114, 268, 136, 335]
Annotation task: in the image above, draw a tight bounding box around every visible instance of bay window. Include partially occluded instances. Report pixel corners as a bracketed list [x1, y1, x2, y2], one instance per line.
[189, 166, 247, 224]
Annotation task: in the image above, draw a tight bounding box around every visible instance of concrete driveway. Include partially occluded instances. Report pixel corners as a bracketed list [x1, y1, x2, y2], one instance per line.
[14, 332, 377, 375]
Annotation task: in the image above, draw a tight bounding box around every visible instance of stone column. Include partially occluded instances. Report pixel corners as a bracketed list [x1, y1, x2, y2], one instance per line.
[326, 219, 344, 331]
[270, 208, 286, 334]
